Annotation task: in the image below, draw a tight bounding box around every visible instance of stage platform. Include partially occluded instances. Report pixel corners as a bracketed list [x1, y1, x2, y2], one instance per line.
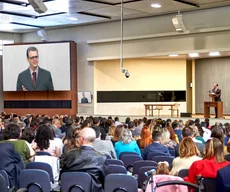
[77, 114, 230, 125]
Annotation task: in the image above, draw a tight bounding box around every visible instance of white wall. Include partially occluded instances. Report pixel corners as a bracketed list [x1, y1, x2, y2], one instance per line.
[21, 6, 230, 115]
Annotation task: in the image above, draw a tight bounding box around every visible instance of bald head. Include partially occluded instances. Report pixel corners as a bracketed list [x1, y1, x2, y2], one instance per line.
[80, 128, 96, 144]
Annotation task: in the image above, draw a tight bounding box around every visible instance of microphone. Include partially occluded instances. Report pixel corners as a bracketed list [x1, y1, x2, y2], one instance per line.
[145, 169, 156, 177]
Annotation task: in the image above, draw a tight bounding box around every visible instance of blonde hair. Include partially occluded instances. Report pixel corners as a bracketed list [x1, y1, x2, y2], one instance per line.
[108, 126, 116, 136]
[179, 137, 200, 158]
[121, 129, 133, 144]
[156, 162, 170, 175]
[160, 128, 171, 145]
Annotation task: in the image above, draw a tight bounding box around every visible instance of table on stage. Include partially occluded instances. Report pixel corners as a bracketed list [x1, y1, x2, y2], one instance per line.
[144, 104, 178, 117]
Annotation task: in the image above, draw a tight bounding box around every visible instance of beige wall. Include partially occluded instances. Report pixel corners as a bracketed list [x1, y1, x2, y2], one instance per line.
[94, 58, 187, 115]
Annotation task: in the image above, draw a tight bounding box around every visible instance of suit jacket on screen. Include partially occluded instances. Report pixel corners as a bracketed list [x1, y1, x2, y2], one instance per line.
[16, 67, 54, 91]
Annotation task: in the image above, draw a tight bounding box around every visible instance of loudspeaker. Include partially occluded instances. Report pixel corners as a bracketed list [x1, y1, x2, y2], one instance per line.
[172, 14, 186, 32]
[28, 0, 48, 14]
[180, 112, 192, 117]
[37, 29, 48, 42]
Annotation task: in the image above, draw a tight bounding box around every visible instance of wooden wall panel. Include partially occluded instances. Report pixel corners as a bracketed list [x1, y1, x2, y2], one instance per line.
[3, 41, 77, 117]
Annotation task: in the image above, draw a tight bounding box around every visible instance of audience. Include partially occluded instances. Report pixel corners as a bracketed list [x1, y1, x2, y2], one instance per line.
[160, 128, 177, 149]
[111, 124, 124, 145]
[115, 129, 141, 158]
[136, 126, 153, 149]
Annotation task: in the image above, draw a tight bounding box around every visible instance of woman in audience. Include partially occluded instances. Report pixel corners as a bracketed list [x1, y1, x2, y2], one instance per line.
[2, 123, 33, 165]
[211, 126, 224, 143]
[196, 124, 205, 144]
[115, 129, 141, 158]
[63, 127, 81, 153]
[80, 119, 90, 129]
[111, 124, 124, 145]
[137, 126, 153, 149]
[170, 137, 201, 176]
[161, 128, 177, 149]
[106, 124, 116, 140]
[34, 124, 61, 157]
[186, 138, 230, 184]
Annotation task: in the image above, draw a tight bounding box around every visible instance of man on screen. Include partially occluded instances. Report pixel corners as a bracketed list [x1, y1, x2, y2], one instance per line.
[211, 83, 221, 118]
[81, 92, 89, 103]
[16, 46, 54, 91]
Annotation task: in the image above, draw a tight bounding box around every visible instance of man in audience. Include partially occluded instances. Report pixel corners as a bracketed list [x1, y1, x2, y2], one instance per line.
[92, 126, 117, 159]
[60, 128, 108, 192]
[135, 119, 144, 135]
[172, 121, 182, 142]
[128, 121, 139, 137]
[16, 46, 54, 91]
[93, 117, 106, 140]
[143, 131, 171, 160]
[51, 118, 65, 139]
[114, 117, 122, 127]
[181, 127, 204, 156]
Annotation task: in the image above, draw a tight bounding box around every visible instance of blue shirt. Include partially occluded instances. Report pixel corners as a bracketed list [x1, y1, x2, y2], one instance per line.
[115, 140, 141, 158]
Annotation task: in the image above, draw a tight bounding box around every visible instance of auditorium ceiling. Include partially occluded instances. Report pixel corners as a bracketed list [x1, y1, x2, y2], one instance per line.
[0, 0, 230, 33]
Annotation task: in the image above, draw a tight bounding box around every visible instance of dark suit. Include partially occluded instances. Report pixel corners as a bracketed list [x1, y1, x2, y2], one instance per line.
[212, 88, 221, 117]
[60, 146, 108, 192]
[143, 142, 171, 160]
[16, 67, 54, 91]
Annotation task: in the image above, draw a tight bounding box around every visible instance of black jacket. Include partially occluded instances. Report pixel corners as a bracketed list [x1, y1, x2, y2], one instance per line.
[60, 146, 108, 192]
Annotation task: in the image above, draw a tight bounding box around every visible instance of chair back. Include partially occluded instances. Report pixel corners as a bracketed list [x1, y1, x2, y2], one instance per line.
[138, 166, 157, 188]
[104, 174, 138, 192]
[0, 170, 10, 190]
[18, 169, 51, 192]
[178, 169, 189, 178]
[36, 151, 51, 156]
[152, 156, 174, 164]
[168, 148, 176, 157]
[26, 162, 54, 183]
[106, 159, 124, 166]
[202, 178, 216, 192]
[61, 172, 92, 192]
[119, 152, 139, 159]
[147, 152, 167, 160]
[133, 160, 157, 175]
[0, 174, 8, 192]
[120, 155, 143, 170]
[108, 165, 127, 174]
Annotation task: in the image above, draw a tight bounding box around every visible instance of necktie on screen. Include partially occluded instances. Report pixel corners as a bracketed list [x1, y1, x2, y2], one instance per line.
[32, 72, 36, 87]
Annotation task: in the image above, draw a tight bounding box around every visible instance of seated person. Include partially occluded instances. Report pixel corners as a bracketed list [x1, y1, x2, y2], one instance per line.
[115, 129, 141, 158]
[60, 128, 108, 192]
[186, 138, 230, 184]
[143, 131, 171, 160]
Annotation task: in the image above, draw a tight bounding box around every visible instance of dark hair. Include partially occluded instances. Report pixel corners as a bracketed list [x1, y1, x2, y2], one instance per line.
[125, 117, 131, 124]
[81, 120, 89, 129]
[93, 117, 100, 125]
[108, 116, 112, 120]
[92, 126, 101, 138]
[211, 127, 224, 143]
[182, 127, 194, 138]
[114, 117, 119, 122]
[35, 124, 51, 150]
[161, 120, 166, 128]
[138, 119, 144, 125]
[65, 127, 81, 152]
[74, 117, 80, 124]
[152, 131, 162, 141]
[172, 121, 178, 129]
[63, 116, 69, 124]
[197, 124, 204, 137]
[3, 123, 21, 140]
[128, 121, 135, 129]
[105, 119, 113, 127]
[195, 118, 200, 125]
[26, 46, 38, 58]
[20, 128, 35, 143]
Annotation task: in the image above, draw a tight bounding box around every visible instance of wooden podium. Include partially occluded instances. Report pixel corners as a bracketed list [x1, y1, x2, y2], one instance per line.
[204, 93, 223, 118]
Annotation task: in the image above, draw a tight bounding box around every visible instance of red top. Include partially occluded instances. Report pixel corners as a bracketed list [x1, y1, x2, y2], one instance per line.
[185, 157, 230, 184]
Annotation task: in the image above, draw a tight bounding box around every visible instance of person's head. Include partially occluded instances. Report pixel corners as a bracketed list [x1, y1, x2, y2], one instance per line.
[81, 120, 90, 129]
[156, 162, 170, 175]
[121, 129, 133, 144]
[160, 128, 171, 145]
[3, 123, 21, 140]
[178, 120, 184, 129]
[108, 125, 116, 136]
[214, 83, 218, 89]
[152, 131, 162, 142]
[138, 119, 144, 127]
[172, 121, 179, 130]
[65, 127, 81, 152]
[26, 46, 39, 70]
[114, 117, 119, 122]
[179, 137, 200, 158]
[92, 126, 101, 139]
[203, 138, 225, 163]
[93, 117, 100, 126]
[128, 121, 135, 130]
[182, 127, 194, 138]
[35, 124, 52, 150]
[125, 117, 131, 124]
[195, 118, 200, 125]
[52, 118, 61, 128]
[211, 126, 224, 143]
[79, 128, 96, 146]
[196, 124, 204, 137]
[139, 126, 153, 148]
[82, 92, 85, 97]
[105, 119, 113, 127]
[113, 125, 124, 142]
[20, 127, 35, 143]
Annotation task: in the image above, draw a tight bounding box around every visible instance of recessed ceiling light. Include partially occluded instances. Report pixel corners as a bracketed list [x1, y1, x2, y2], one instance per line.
[151, 3, 161, 8]
[169, 54, 179, 57]
[209, 52, 220, 56]
[68, 17, 78, 21]
[188, 53, 199, 57]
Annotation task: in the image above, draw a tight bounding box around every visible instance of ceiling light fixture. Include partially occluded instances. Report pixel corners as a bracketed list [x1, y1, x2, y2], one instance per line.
[151, 3, 161, 8]
[169, 54, 179, 57]
[68, 17, 78, 21]
[172, 11, 186, 32]
[209, 52, 220, 56]
[188, 53, 199, 57]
